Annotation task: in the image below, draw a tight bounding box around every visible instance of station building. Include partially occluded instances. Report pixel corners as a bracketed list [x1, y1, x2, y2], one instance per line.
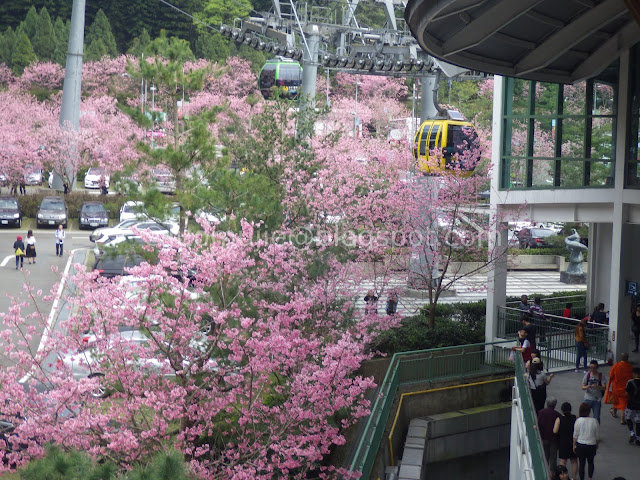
[406, 0, 640, 357]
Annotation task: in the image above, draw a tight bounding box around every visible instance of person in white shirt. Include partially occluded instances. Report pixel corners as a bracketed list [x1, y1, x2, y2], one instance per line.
[573, 402, 600, 480]
[25, 229, 36, 264]
[54, 224, 65, 257]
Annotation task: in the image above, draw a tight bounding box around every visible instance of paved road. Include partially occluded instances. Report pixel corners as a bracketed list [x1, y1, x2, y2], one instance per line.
[0, 228, 94, 366]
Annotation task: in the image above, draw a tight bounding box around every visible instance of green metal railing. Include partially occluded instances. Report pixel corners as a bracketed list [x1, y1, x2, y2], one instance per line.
[505, 294, 587, 318]
[513, 351, 549, 479]
[498, 306, 609, 368]
[344, 340, 515, 479]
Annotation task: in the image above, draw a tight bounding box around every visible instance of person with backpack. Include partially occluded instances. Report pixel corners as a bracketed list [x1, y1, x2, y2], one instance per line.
[582, 360, 606, 423]
[13, 235, 25, 270]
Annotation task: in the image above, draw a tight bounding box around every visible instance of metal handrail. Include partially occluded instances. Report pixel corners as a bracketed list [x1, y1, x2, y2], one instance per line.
[345, 340, 516, 479]
[513, 352, 549, 479]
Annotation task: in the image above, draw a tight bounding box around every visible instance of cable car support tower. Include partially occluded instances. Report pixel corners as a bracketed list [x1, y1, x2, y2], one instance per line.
[219, 0, 488, 120]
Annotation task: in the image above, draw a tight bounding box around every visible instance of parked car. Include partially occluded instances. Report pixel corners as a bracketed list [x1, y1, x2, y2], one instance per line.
[517, 227, 556, 248]
[93, 252, 147, 278]
[84, 167, 110, 189]
[58, 329, 169, 398]
[152, 167, 176, 194]
[24, 166, 43, 186]
[0, 172, 8, 187]
[92, 220, 178, 244]
[93, 235, 143, 259]
[36, 196, 68, 228]
[90, 219, 141, 242]
[78, 201, 109, 230]
[0, 196, 21, 228]
[119, 201, 145, 222]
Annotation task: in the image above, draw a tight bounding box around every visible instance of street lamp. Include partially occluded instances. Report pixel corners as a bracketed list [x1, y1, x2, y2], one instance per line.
[150, 85, 157, 148]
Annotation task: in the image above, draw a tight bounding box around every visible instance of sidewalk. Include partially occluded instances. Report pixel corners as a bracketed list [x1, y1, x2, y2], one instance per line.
[351, 271, 586, 315]
[546, 350, 640, 480]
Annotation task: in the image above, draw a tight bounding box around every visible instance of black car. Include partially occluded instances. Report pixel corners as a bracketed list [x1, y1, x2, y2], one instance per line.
[78, 201, 109, 230]
[0, 196, 21, 228]
[93, 253, 146, 278]
[517, 228, 556, 248]
[36, 196, 68, 228]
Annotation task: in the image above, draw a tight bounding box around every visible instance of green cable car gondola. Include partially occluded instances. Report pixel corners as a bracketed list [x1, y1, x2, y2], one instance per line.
[259, 58, 303, 100]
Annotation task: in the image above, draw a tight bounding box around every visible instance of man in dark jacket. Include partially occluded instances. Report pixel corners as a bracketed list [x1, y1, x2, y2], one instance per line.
[625, 367, 640, 445]
[538, 396, 561, 470]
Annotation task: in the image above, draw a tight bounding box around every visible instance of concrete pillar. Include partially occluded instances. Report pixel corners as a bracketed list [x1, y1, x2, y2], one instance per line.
[420, 74, 440, 122]
[301, 24, 320, 110]
[55, 0, 85, 192]
[486, 76, 507, 342]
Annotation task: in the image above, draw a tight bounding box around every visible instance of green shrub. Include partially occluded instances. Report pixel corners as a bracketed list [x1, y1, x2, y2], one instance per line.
[372, 312, 485, 355]
[18, 192, 127, 219]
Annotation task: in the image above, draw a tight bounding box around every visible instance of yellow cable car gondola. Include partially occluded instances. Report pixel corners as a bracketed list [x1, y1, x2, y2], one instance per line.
[412, 112, 480, 176]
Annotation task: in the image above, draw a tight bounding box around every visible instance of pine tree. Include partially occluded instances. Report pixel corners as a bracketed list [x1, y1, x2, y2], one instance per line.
[32, 7, 57, 62]
[0, 27, 16, 67]
[11, 30, 37, 75]
[127, 28, 151, 57]
[18, 5, 38, 42]
[85, 38, 108, 62]
[85, 9, 118, 58]
[52, 17, 69, 66]
[195, 31, 229, 63]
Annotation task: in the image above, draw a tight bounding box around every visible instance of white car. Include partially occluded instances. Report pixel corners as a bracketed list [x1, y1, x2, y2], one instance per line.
[90, 219, 141, 242]
[119, 201, 146, 222]
[84, 167, 110, 189]
[24, 167, 43, 186]
[93, 221, 179, 244]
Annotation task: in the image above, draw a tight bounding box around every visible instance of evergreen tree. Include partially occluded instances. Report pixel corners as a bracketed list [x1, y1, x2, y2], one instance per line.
[32, 7, 57, 62]
[0, 27, 16, 67]
[127, 28, 151, 57]
[11, 29, 37, 75]
[85, 38, 108, 62]
[195, 31, 229, 62]
[52, 17, 69, 66]
[85, 9, 118, 57]
[0, 1, 33, 30]
[18, 5, 38, 42]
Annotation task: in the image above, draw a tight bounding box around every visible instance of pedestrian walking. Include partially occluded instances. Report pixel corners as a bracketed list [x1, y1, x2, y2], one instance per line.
[552, 464, 574, 480]
[554, 402, 578, 480]
[527, 356, 554, 413]
[386, 292, 398, 315]
[25, 229, 36, 264]
[590, 303, 608, 325]
[575, 317, 589, 371]
[538, 396, 561, 470]
[606, 353, 633, 423]
[55, 224, 65, 256]
[364, 289, 378, 315]
[13, 235, 25, 270]
[624, 367, 640, 445]
[19, 179, 26, 195]
[563, 303, 573, 318]
[512, 328, 532, 364]
[518, 294, 530, 311]
[521, 312, 537, 350]
[573, 402, 599, 480]
[631, 305, 640, 353]
[582, 360, 606, 423]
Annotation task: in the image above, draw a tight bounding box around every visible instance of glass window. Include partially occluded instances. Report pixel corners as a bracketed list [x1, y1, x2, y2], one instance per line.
[501, 64, 618, 190]
[626, 44, 640, 188]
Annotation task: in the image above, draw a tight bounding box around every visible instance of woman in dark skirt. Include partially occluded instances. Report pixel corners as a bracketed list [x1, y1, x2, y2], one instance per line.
[25, 229, 36, 264]
[553, 402, 578, 480]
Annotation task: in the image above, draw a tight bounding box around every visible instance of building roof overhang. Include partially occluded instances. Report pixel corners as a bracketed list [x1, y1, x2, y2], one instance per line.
[405, 0, 640, 83]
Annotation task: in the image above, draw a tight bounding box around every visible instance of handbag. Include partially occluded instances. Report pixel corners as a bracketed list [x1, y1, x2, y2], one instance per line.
[15, 247, 24, 256]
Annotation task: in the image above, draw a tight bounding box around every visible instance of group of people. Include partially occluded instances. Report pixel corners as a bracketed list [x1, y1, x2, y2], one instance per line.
[12, 225, 66, 270]
[532, 353, 640, 480]
[364, 289, 399, 315]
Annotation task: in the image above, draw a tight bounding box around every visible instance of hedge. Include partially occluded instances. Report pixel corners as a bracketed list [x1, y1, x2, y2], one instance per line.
[17, 191, 127, 219]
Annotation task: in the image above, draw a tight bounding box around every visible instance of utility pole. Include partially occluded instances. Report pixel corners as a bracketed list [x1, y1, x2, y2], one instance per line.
[55, 0, 85, 192]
